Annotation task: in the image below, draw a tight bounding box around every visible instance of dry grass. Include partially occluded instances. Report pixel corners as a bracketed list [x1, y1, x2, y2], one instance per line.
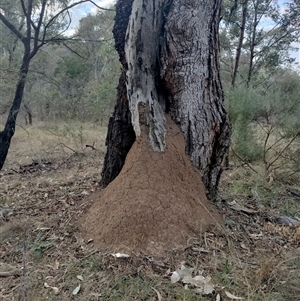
[0, 122, 299, 301]
[4, 121, 107, 168]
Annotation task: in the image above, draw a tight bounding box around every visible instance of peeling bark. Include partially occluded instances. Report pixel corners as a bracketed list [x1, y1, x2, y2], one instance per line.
[125, 0, 167, 151]
[101, 0, 231, 198]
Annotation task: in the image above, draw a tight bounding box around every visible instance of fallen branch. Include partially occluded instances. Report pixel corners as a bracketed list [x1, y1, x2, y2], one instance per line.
[287, 188, 300, 198]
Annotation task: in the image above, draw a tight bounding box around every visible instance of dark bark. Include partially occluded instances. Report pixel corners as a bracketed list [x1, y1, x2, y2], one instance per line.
[160, 0, 231, 198]
[100, 0, 231, 199]
[100, 0, 135, 186]
[100, 70, 136, 187]
[0, 52, 30, 170]
[0, 0, 33, 170]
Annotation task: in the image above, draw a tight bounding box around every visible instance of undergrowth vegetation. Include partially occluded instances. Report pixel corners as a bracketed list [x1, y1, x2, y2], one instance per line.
[226, 68, 300, 182]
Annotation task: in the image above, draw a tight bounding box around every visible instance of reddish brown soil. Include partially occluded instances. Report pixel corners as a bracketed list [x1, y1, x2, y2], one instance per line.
[80, 118, 221, 254]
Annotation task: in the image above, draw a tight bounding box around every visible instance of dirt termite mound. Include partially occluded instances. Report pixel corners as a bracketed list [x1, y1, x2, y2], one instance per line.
[80, 118, 222, 255]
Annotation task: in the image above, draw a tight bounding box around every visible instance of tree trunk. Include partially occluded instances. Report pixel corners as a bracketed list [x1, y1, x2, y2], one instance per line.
[247, 0, 259, 85]
[0, 51, 30, 170]
[101, 0, 231, 199]
[231, 0, 248, 87]
[100, 0, 136, 187]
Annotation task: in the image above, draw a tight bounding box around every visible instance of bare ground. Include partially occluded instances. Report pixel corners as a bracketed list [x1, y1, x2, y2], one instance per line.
[0, 122, 300, 301]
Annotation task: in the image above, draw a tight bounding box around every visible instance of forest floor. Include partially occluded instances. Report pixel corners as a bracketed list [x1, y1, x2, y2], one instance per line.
[0, 122, 300, 301]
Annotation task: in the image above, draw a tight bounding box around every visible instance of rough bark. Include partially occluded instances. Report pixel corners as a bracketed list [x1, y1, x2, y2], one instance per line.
[101, 0, 231, 198]
[100, 70, 136, 187]
[160, 0, 231, 198]
[100, 0, 136, 186]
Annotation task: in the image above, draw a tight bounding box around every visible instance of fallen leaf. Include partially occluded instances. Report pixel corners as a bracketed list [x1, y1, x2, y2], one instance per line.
[72, 284, 81, 295]
[240, 243, 248, 250]
[77, 275, 84, 281]
[203, 277, 215, 295]
[182, 274, 193, 284]
[35, 227, 51, 231]
[52, 287, 59, 295]
[151, 287, 162, 301]
[90, 293, 102, 297]
[249, 233, 263, 239]
[171, 266, 215, 295]
[216, 293, 221, 301]
[192, 247, 210, 253]
[177, 265, 194, 278]
[54, 260, 60, 270]
[44, 282, 59, 295]
[171, 271, 180, 283]
[111, 253, 130, 258]
[225, 291, 244, 300]
[228, 200, 237, 206]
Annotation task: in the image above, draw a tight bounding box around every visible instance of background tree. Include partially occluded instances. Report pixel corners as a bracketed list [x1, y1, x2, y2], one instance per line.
[100, 0, 231, 199]
[220, 0, 300, 86]
[219, 0, 300, 179]
[0, 0, 110, 170]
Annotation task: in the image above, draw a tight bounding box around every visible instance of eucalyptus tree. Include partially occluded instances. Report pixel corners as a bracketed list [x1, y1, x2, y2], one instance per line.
[100, 0, 231, 199]
[0, 0, 106, 170]
[221, 0, 300, 87]
[57, 9, 119, 122]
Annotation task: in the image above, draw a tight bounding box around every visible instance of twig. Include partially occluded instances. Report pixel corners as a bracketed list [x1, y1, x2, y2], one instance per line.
[54, 153, 76, 170]
[267, 136, 297, 171]
[287, 188, 300, 198]
[89, 0, 115, 11]
[85, 142, 96, 150]
[0, 269, 23, 277]
[55, 143, 76, 153]
[231, 149, 259, 174]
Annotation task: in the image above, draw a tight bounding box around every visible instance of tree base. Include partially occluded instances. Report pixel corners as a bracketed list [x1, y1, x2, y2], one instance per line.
[80, 117, 221, 255]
